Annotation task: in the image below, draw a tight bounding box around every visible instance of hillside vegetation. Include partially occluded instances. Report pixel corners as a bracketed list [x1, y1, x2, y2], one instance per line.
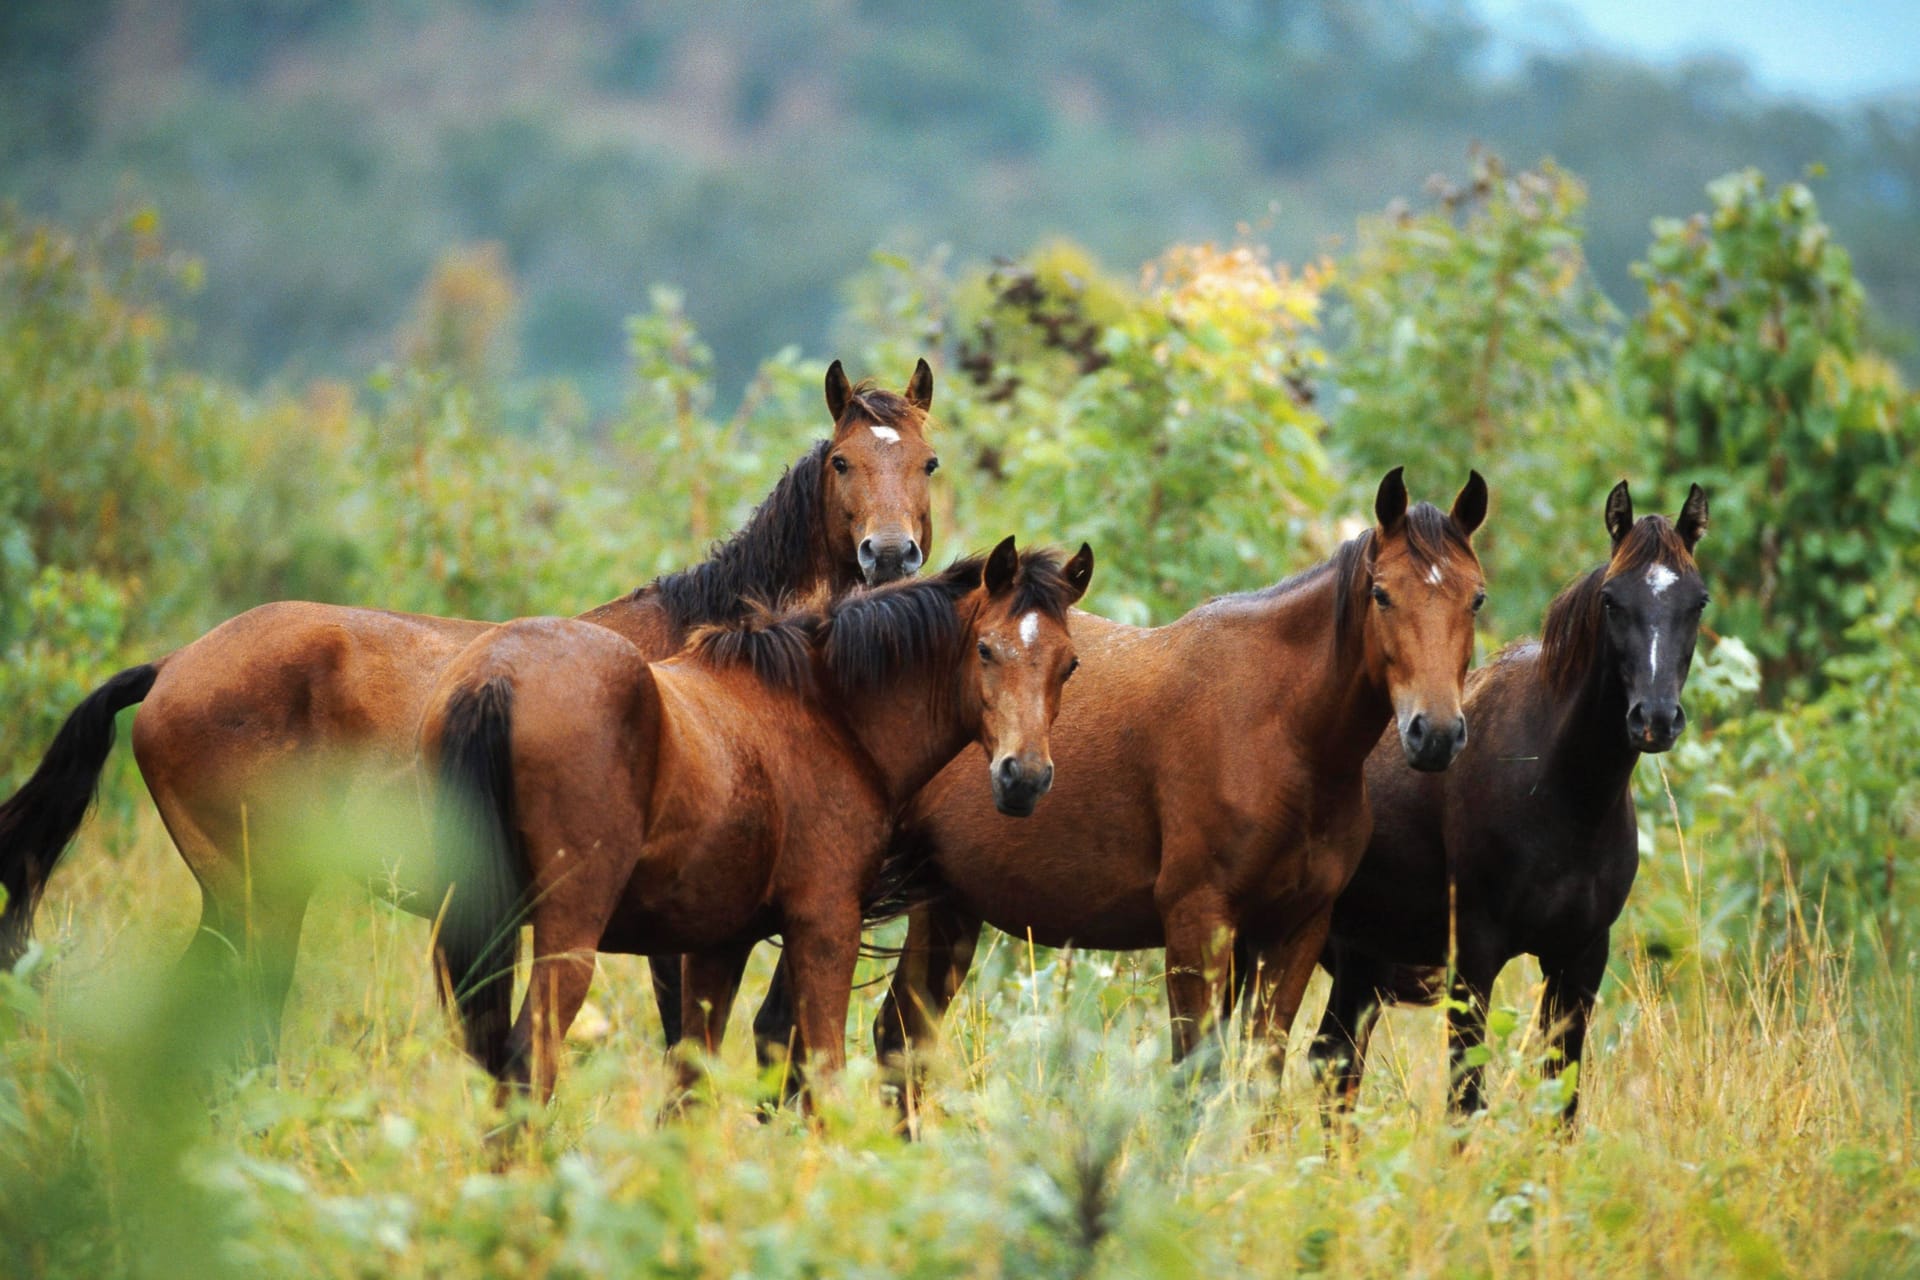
[4, 0, 1920, 401]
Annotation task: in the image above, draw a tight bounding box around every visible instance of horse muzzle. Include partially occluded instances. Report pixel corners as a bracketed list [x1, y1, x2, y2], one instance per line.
[990, 754, 1055, 817]
[1400, 711, 1467, 772]
[858, 532, 925, 585]
[1627, 700, 1686, 753]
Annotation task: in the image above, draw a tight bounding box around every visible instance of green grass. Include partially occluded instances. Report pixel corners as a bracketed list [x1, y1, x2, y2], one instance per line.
[6, 800, 1918, 1279]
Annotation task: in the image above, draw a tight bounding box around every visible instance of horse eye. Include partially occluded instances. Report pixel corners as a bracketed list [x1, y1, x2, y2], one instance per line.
[977, 641, 992, 662]
[1064, 657, 1080, 680]
[1371, 586, 1391, 608]
[831, 455, 849, 474]
[1471, 591, 1486, 613]
[925, 457, 940, 476]
[1601, 594, 1617, 612]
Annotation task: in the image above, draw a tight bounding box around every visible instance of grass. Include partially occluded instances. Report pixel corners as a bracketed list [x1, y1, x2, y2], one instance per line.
[4, 791, 1917, 1279]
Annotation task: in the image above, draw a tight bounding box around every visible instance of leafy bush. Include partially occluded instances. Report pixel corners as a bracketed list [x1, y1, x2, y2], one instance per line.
[1618, 170, 1920, 693]
[1332, 152, 1625, 636]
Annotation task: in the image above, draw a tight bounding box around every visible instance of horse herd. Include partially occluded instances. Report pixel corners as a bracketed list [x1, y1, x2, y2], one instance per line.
[0, 359, 1709, 1126]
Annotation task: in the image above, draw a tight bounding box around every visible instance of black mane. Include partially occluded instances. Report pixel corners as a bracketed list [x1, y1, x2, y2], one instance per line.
[685, 547, 1078, 703]
[647, 442, 830, 631]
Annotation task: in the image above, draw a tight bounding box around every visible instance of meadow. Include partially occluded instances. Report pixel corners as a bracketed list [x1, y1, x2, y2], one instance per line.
[2, 155, 1918, 1276]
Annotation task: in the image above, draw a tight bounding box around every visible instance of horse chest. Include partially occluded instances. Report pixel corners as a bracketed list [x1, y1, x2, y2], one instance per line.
[1474, 804, 1638, 953]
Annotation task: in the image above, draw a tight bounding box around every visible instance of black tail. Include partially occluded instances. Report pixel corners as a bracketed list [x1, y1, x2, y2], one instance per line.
[431, 677, 530, 1080]
[0, 663, 158, 968]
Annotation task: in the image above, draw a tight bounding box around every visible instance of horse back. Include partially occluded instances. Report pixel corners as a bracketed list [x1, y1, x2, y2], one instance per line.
[133, 601, 492, 845]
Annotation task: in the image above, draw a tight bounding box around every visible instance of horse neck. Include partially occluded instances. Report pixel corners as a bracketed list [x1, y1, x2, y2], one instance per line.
[1239, 568, 1393, 770]
[1542, 634, 1641, 805]
[832, 660, 971, 814]
[605, 454, 851, 644]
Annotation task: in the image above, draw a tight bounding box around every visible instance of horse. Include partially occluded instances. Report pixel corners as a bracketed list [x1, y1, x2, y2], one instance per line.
[422, 538, 1094, 1102]
[745, 469, 1487, 1095]
[1308, 481, 1708, 1124]
[0, 359, 941, 1059]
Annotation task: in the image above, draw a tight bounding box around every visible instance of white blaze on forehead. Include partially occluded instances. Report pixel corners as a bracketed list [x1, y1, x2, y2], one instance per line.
[1425, 564, 1444, 587]
[1646, 563, 1678, 595]
[869, 425, 901, 444]
[1018, 611, 1040, 647]
[1649, 627, 1660, 676]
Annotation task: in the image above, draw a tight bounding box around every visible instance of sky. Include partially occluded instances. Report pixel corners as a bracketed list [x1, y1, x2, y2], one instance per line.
[1475, 0, 1920, 101]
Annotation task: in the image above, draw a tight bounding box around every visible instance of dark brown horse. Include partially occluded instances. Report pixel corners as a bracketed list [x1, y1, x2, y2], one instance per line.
[0, 360, 940, 1057]
[1310, 482, 1708, 1123]
[748, 470, 1486, 1092]
[423, 539, 1093, 1101]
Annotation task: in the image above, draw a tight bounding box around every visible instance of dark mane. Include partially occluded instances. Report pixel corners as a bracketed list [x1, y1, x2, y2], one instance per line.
[1540, 515, 1697, 694]
[840, 380, 928, 433]
[822, 545, 1077, 695]
[646, 442, 829, 631]
[683, 606, 822, 697]
[682, 547, 1075, 703]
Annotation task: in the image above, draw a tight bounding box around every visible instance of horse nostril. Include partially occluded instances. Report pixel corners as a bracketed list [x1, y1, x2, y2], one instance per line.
[858, 538, 876, 564]
[1626, 703, 1647, 735]
[902, 539, 924, 570]
[1039, 763, 1054, 792]
[995, 757, 1019, 784]
[1406, 714, 1428, 747]
[1452, 719, 1468, 750]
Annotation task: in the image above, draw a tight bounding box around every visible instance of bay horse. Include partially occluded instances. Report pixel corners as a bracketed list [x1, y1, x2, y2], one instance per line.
[422, 538, 1093, 1101]
[1309, 481, 1708, 1123]
[750, 470, 1486, 1091]
[0, 360, 940, 1057]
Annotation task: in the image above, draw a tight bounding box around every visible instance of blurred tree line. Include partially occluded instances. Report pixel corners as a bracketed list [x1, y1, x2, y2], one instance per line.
[2, 0, 1919, 404]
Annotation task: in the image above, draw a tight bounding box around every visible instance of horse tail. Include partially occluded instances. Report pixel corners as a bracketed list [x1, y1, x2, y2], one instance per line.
[430, 676, 529, 1079]
[0, 663, 160, 968]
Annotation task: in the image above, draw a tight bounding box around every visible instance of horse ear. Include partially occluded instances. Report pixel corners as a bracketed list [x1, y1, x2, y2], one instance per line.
[1450, 470, 1488, 538]
[1676, 483, 1709, 551]
[983, 535, 1019, 597]
[905, 357, 934, 412]
[1605, 479, 1633, 549]
[825, 359, 851, 424]
[1062, 543, 1095, 603]
[1374, 467, 1408, 534]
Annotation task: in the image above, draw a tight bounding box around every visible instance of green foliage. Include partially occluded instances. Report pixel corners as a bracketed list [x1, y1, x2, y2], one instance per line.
[0, 567, 129, 795]
[1647, 611, 1920, 955]
[1334, 153, 1624, 635]
[1619, 170, 1920, 692]
[846, 240, 1336, 622]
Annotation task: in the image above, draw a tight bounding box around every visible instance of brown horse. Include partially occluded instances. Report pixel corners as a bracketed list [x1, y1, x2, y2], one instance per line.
[1310, 482, 1708, 1123]
[0, 360, 940, 1057]
[756, 469, 1486, 1094]
[422, 538, 1093, 1101]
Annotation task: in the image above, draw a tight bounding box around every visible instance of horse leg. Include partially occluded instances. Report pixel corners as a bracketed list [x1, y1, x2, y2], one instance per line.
[675, 941, 755, 1099]
[1158, 883, 1235, 1073]
[1242, 910, 1334, 1082]
[169, 818, 314, 1068]
[874, 903, 982, 1114]
[874, 903, 980, 1063]
[750, 950, 801, 1105]
[1538, 931, 1609, 1128]
[1308, 940, 1387, 1113]
[517, 924, 599, 1106]
[649, 953, 685, 1047]
[782, 898, 863, 1103]
[1445, 957, 1499, 1116]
